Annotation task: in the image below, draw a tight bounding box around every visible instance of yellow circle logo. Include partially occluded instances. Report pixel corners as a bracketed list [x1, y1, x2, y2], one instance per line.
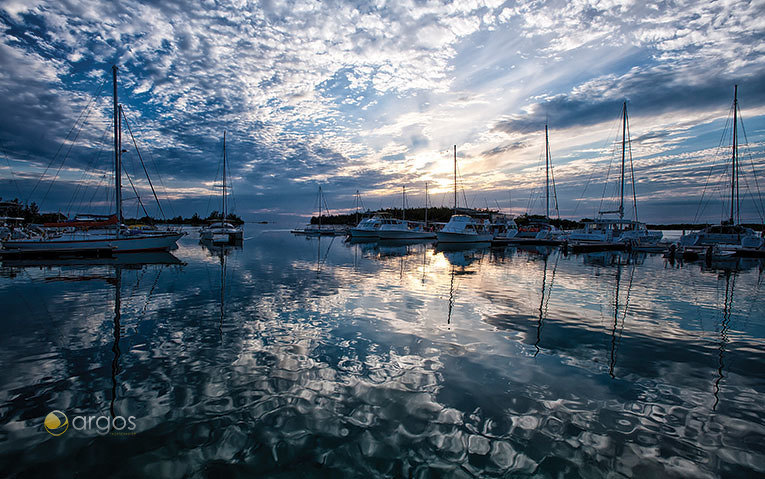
[44, 410, 68, 436]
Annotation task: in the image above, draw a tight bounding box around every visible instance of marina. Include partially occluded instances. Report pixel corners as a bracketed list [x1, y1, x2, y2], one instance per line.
[1, 1, 765, 476]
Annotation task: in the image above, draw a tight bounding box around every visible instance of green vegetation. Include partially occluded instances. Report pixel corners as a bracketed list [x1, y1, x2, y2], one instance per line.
[0, 198, 243, 226]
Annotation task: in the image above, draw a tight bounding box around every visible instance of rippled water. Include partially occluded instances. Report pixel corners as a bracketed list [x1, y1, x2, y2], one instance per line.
[1, 226, 764, 478]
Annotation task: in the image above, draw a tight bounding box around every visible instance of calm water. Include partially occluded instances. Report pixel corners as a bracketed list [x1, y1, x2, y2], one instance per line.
[1, 226, 764, 478]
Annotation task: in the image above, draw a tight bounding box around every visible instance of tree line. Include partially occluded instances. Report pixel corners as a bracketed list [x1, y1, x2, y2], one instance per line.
[0, 198, 243, 225]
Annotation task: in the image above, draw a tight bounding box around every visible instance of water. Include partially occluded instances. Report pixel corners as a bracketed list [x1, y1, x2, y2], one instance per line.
[1, 226, 764, 478]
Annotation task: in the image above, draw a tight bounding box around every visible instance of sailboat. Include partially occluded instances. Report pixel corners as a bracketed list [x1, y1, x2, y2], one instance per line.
[1, 66, 184, 256]
[291, 186, 348, 236]
[503, 124, 566, 246]
[200, 131, 243, 244]
[437, 146, 493, 243]
[679, 86, 764, 258]
[568, 102, 662, 251]
[377, 184, 437, 240]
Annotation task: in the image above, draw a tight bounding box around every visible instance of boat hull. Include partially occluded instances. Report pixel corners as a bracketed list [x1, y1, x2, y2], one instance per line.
[2, 232, 184, 253]
[349, 228, 379, 238]
[437, 232, 492, 243]
[378, 230, 436, 240]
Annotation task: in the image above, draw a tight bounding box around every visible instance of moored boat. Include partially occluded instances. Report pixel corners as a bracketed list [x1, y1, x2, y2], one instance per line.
[569, 102, 661, 251]
[679, 86, 765, 258]
[200, 131, 243, 245]
[1, 66, 184, 256]
[437, 146, 492, 244]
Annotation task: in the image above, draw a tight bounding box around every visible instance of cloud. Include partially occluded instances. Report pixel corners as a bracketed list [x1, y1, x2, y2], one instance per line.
[0, 0, 764, 223]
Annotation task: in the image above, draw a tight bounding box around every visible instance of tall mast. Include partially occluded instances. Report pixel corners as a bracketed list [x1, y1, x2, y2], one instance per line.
[402, 185, 406, 221]
[453, 145, 457, 214]
[545, 123, 550, 219]
[318, 185, 322, 230]
[619, 101, 627, 220]
[222, 130, 227, 220]
[731, 85, 738, 224]
[355, 190, 360, 225]
[425, 182, 429, 226]
[112, 65, 122, 236]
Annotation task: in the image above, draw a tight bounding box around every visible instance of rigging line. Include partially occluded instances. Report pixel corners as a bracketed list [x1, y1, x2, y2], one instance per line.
[738, 117, 765, 222]
[86, 169, 109, 208]
[627, 118, 638, 222]
[549, 151, 560, 219]
[122, 162, 150, 218]
[0, 137, 23, 199]
[695, 101, 735, 223]
[740, 172, 764, 221]
[39, 87, 106, 209]
[28, 78, 108, 204]
[455, 161, 468, 210]
[122, 110, 176, 218]
[205, 144, 223, 218]
[121, 109, 166, 220]
[65, 122, 111, 216]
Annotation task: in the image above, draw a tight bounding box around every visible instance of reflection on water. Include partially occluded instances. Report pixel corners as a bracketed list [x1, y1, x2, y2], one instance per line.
[1, 227, 764, 477]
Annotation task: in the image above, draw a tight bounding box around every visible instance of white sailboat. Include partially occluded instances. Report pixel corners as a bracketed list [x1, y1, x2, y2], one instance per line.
[679, 85, 764, 257]
[200, 131, 244, 244]
[437, 146, 493, 243]
[1, 66, 184, 256]
[377, 185, 436, 240]
[291, 186, 348, 236]
[509, 124, 566, 245]
[569, 102, 662, 250]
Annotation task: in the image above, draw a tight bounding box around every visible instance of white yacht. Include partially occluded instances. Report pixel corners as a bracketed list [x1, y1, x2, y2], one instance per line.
[200, 132, 243, 245]
[378, 219, 436, 240]
[437, 146, 493, 243]
[1, 66, 184, 256]
[377, 185, 436, 240]
[349, 215, 386, 238]
[489, 214, 519, 241]
[437, 215, 492, 243]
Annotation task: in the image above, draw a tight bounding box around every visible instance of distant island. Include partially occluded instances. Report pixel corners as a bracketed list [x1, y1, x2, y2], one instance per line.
[3, 198, 761, 231]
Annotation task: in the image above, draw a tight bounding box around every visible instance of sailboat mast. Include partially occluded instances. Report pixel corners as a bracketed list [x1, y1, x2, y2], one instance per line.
[402, 185, 406, 221]
[545, 123, 550, 219]
[355, 190, 360, 225]
[112, 65, 122, 236]
[425, 182, 429, 226]
[620, 101, 627, 220]
[222, 130, 227, 221]
[318, 186, 322, 230]
[453, 145, 457, 214]
[731, 85, 738, 224]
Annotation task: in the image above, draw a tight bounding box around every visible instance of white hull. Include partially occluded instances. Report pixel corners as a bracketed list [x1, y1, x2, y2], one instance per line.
[200, 230, 243, 242]
[378, 229, 436, 240]
[349, 228, 379, 238]
[437, 232, 492, 243]
[2, 232, 183, 253]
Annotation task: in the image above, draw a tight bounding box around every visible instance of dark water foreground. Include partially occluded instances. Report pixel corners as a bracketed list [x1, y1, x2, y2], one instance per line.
[1, 227, 763, 478]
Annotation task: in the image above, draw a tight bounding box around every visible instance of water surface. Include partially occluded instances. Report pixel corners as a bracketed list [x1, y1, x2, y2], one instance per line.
[1, 226, 764, 477]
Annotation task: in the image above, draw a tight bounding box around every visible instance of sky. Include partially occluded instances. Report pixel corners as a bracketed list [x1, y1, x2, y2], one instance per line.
[1, 0, 764, 224]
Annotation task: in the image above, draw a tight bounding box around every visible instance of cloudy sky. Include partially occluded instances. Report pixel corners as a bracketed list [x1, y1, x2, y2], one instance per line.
[1, 0, 764, 223]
